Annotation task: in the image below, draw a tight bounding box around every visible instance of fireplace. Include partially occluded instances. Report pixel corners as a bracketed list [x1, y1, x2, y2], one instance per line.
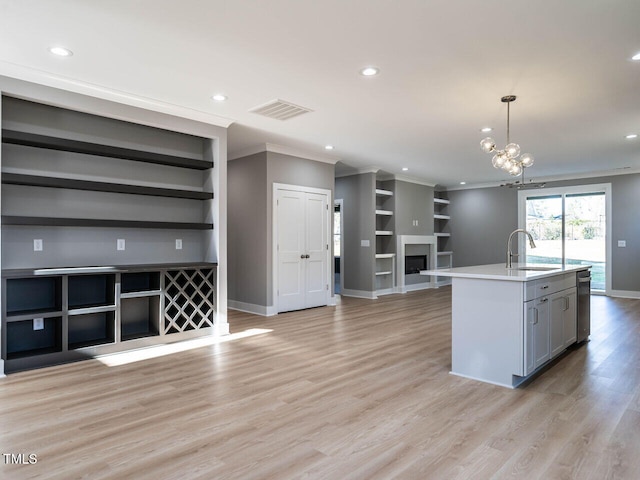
[405, 255, 428, 274]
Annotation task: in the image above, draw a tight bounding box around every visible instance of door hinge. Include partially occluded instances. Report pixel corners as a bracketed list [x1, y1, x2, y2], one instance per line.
[326, 244, 329, 250]
[326, 284, 329, 290]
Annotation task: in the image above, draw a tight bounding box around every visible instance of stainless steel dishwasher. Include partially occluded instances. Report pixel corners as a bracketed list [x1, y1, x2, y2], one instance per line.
[576, 269, 591, 342]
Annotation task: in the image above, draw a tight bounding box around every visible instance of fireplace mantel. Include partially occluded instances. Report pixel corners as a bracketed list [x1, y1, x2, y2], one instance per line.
[395, 235, 437, 293]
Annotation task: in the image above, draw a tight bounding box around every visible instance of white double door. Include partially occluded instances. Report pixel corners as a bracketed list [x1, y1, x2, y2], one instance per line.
[276, 186, 329, 313]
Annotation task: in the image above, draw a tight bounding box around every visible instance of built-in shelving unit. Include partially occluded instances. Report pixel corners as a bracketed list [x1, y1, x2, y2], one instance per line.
[0, 96, 223, 374]
[434, 194, 452, 286]
[1, 264, 215, 372]
[375, 182, 395, 294]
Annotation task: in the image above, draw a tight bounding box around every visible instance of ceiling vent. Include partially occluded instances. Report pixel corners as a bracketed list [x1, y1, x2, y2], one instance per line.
[249, 99, 312, 121]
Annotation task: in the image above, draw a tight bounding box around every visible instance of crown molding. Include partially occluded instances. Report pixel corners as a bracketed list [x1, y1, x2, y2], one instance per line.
[0, 61, 235, 128]
[229, 143, 340, 164]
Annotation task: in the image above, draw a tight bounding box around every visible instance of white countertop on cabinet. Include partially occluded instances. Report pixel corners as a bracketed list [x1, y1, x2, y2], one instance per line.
[421, 263, 590, 282]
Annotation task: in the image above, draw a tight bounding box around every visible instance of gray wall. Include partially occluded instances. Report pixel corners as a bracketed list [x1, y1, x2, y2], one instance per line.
[227, 152, 268, 305]
[227, 151, 335, 309]
[394, 180, 434, 235]
[335, 173, 376, 293]
[447, 187, 518, 267]
[447, 173, 640, 292]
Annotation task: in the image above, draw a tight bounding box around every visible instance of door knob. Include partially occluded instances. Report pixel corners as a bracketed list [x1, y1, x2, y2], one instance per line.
[300, 255, 306, 259]
[305, 254, 310, 258]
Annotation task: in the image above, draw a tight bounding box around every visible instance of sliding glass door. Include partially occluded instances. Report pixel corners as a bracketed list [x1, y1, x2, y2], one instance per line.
[519, 184, 610, 292]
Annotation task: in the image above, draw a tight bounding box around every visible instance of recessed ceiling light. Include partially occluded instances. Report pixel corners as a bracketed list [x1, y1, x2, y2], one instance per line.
[632, 52, 640, 61]
[212, 94, 227, 102]
[480, 127, 493, 133]
[460, 181, 467, 185]
[324, 145, 334, 150]
[48, 46, 73, 57]
[625, 134, 638, 139]
[360, 66, 379, 76]
[402, 167, 409, 171]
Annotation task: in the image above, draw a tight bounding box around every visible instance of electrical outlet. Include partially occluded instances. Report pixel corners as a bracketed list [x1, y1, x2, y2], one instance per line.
[117, 239, 126, 251]
[33, 239, 43, 251]
[361, 240, 370, 247]
[175, 239, 183, 250]
[618, 240, 626, 247]
[33, 318, 44, 331]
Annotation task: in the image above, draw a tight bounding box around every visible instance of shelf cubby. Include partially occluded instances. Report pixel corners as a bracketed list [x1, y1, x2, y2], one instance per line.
[121, 296, 160, 341]
[121, 272, 161, 294]
[6, 276, 62, 317]
[68, 274, 115, 310]
[5, 317, 62, 359]
[68, 311, 115, 349]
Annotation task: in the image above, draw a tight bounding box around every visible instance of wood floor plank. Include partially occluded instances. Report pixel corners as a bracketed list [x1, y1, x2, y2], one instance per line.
[1, 290, 639, 479]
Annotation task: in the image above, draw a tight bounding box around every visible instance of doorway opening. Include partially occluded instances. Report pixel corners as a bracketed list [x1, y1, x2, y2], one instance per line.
[334, 200, 343, 294]
[519, 184, 610, 293]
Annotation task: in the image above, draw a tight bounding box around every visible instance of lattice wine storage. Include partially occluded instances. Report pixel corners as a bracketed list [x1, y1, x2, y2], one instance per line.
[163, 268, 215, 334]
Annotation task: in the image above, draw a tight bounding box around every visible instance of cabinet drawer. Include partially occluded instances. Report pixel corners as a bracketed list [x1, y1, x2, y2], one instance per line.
[525, 273, 576, 300]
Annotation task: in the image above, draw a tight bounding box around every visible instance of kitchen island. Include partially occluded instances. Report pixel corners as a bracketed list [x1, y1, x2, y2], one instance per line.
[421, 263, 590, 388]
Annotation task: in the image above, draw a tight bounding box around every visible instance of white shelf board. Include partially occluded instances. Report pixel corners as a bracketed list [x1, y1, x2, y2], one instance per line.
[376, 188, 393, 196]
[375, 253, 396, 258]
[434, 198, 450, 204]
[434, 214, 450, 220]
[437, 251, 453, 256]
[434, 232, 450, 237]
[375, 271, 393, 276]
[376, 209, 393, 216]
[376, 230, 393, 236]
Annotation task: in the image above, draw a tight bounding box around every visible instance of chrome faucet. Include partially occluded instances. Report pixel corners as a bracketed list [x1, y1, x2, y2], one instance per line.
[506, 229, 537, 268]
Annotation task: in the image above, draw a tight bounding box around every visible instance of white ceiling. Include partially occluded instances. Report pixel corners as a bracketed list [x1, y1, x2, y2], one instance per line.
[1, 0, 639, 187]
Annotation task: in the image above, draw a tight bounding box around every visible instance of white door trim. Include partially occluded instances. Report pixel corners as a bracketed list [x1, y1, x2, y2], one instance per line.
[273, 183, 332, 313]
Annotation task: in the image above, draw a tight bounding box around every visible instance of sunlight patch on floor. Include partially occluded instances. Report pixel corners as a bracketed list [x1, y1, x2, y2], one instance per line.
[96, 328, 273, 367]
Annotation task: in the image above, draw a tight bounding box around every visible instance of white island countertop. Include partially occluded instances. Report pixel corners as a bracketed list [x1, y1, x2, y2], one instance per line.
[421, 263, 590, 282]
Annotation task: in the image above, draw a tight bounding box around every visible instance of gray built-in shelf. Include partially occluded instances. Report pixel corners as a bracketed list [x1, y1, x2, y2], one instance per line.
[1, 216, 213, 230]
[2, 129, 212, 170]
[1, 124, 214, 230]
[2, 173, 214, 200]
[1, 264, 216, 371]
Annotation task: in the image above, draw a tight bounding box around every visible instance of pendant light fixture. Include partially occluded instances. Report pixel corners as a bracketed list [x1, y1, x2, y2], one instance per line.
[480, 95, 534, 177]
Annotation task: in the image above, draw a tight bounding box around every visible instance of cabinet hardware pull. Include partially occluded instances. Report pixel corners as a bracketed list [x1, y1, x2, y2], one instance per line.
[541, 285, 549, 289]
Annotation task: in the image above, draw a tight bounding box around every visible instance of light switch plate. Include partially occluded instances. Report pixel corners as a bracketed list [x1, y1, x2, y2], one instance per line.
[175, 239, 183, 250]
[361, 240, 370, 247]
[618, 240, 626, 247]
[33, 318, 44, 331]
[117, 239, 126, 251]
[33, 239, 43, 251]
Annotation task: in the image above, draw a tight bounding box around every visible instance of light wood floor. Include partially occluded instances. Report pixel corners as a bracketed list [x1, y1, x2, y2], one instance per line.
[1, 288, 640, 479]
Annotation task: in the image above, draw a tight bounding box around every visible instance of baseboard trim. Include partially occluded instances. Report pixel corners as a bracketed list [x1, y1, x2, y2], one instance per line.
[610, 290, 640, 299]
[228, 300, 278, 317]
[397, 282, 435, 294]
[341, 289, 377, 299]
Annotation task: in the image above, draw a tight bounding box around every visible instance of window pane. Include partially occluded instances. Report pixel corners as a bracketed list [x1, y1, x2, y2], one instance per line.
[565, 193, 606, 290]
[525, 195, 563, 264]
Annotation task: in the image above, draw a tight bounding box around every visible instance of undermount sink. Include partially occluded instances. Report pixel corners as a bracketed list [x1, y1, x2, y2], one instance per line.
[511, 266, 560, 271]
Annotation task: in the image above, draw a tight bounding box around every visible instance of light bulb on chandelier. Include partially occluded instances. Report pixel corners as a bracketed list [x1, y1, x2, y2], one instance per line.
[480, 95, 534, 177]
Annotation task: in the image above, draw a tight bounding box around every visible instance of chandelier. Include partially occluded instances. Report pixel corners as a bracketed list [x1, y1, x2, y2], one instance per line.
[480, 95, 534, 176]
